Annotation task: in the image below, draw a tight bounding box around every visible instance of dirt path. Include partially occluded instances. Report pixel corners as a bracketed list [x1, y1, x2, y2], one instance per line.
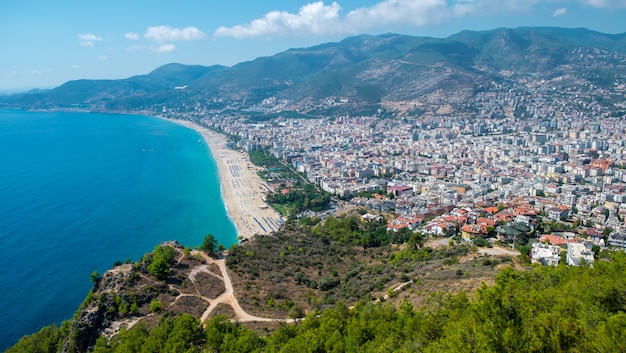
[425, 237, 521, 257]
[478, 245, 520, 257]
[195, 252, 295, 324]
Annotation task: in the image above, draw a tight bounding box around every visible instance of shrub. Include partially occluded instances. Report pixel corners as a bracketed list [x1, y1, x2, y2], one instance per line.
[150, 300, 162, 312]
[318, 276, 341, 291]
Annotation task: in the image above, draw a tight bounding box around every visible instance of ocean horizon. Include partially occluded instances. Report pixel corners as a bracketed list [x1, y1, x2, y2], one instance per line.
[0, 110, 237, 350]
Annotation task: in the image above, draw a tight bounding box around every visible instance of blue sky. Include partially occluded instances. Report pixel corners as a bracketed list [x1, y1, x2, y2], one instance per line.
[1, 0, 626, 91]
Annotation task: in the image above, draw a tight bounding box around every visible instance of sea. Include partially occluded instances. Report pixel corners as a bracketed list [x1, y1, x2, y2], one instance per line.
[0, 110, 237, 350]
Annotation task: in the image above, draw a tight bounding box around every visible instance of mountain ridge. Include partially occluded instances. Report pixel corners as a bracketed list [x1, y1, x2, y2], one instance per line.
[2, 26, 626, 116]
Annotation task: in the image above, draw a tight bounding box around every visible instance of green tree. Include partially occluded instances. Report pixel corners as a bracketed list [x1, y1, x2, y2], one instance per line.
[90, 271, 101, 283]
[5, 325, 64, 353]
[140, 316, 173, 353]
[150, 300, 162, 313]
[110, 322, 149, 353]
[408, 232, 424, 250]
[201, 234, 217, 256]
[148, 257, 170, 280]
[163, 314, 204, 353]
[146, 245, 176, 280]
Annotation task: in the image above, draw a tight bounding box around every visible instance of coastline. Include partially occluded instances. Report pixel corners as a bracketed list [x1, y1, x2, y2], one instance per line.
[166, 118, 283, 240]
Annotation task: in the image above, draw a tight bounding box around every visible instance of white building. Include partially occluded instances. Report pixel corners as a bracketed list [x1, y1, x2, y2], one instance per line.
[566, 242, 595, 267]
[531, 243, 561, 266]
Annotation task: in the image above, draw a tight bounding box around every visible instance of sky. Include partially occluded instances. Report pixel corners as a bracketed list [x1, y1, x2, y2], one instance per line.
[1, 0, 626, 92]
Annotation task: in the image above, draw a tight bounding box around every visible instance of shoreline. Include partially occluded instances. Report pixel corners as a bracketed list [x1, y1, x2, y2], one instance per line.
[166, 118, 283, 241]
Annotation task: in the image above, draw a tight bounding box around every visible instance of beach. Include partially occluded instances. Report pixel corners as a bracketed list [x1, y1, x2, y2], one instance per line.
[169, 119, 283, 240]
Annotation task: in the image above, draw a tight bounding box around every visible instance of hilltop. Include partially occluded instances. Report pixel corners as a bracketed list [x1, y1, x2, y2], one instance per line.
[7, 223, 626, 352]
[2, 27, 625, 117]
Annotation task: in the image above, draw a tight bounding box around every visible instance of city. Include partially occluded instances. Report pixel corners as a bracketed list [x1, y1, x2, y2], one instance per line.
[161, 62, 626, 268]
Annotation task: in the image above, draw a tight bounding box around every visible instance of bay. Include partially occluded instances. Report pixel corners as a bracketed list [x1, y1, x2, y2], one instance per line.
[0, 110, 237, 350]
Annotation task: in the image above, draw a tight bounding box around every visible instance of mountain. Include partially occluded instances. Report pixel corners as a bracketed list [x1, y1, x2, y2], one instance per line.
[3, 27, 626, 115]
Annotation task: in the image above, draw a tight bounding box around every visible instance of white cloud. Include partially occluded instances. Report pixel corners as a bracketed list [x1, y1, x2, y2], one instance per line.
[78, 33, 103, 46]
[98, 55, 108, 61]
[346, 0, 450, 28]
[125, 32, 140, 40]
[150, 44, 176, 52]
[552, 7, 568, 16]
[71, 64, 80, 69]
[214, 2, 348, 38]
[212, 0, 468, 39]
[145, 26, 206, 42]
[213, 0, 626, 39]
[31, 70, 42, 75]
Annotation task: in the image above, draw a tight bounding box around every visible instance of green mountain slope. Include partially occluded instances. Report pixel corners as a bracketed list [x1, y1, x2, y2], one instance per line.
[2, 27, 626, 114]
[8, 246, 626, 353]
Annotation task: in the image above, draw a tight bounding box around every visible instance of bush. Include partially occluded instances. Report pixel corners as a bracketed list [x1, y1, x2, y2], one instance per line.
[443, 256, 459, 265]
[149, 300, 162, 312]
[318, 276, 341, 291]
[473, 237, 492, 248]
[289, 305, 305, 319]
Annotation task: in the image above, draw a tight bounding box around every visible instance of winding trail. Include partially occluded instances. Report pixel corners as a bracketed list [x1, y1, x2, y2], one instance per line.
[104, 249, 294, 339]
[194, 252, 295, 324]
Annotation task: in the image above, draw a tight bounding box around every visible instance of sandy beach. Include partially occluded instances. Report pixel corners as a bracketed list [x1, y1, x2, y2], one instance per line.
[168, 119, 283, 240]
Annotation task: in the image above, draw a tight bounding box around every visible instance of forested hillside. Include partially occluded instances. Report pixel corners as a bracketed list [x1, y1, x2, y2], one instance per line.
[9, 251, 626, 352]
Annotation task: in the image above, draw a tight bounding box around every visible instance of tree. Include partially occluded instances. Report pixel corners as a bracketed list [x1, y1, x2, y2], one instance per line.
[147, 245, 176, 280]
[149, 300, 162, 312]
[201, 234, 217, 256]
[148, 258, 171, 280]
[163, 314, 205, 353]
[592, 244, 601, 257]
[408, 232, 424, 250]
[89, 271, 101, 283]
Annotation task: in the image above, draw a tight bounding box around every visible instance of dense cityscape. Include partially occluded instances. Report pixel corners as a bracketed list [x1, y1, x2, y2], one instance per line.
[157, 65, 626, 268]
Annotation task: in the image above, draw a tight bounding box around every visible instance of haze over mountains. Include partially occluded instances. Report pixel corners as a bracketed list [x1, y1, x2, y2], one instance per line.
[3, 27, 626, 116]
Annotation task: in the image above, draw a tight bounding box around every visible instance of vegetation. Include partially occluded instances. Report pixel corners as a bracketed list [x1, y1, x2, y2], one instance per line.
[6, 323, 70, 353]
[144, 245, 176, 280]
[7, 28, 626, 117]
[265, 184, 331, 218]
[248, 148, 331, 218]
[226, 215, 492, 318]
[248, 149, 281, 168]
[14, 251, 626, 352]
[200, 234, 218, 256]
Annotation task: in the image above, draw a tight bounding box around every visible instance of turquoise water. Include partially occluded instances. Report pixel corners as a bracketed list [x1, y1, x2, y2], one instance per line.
[0, 110, 237, 350]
